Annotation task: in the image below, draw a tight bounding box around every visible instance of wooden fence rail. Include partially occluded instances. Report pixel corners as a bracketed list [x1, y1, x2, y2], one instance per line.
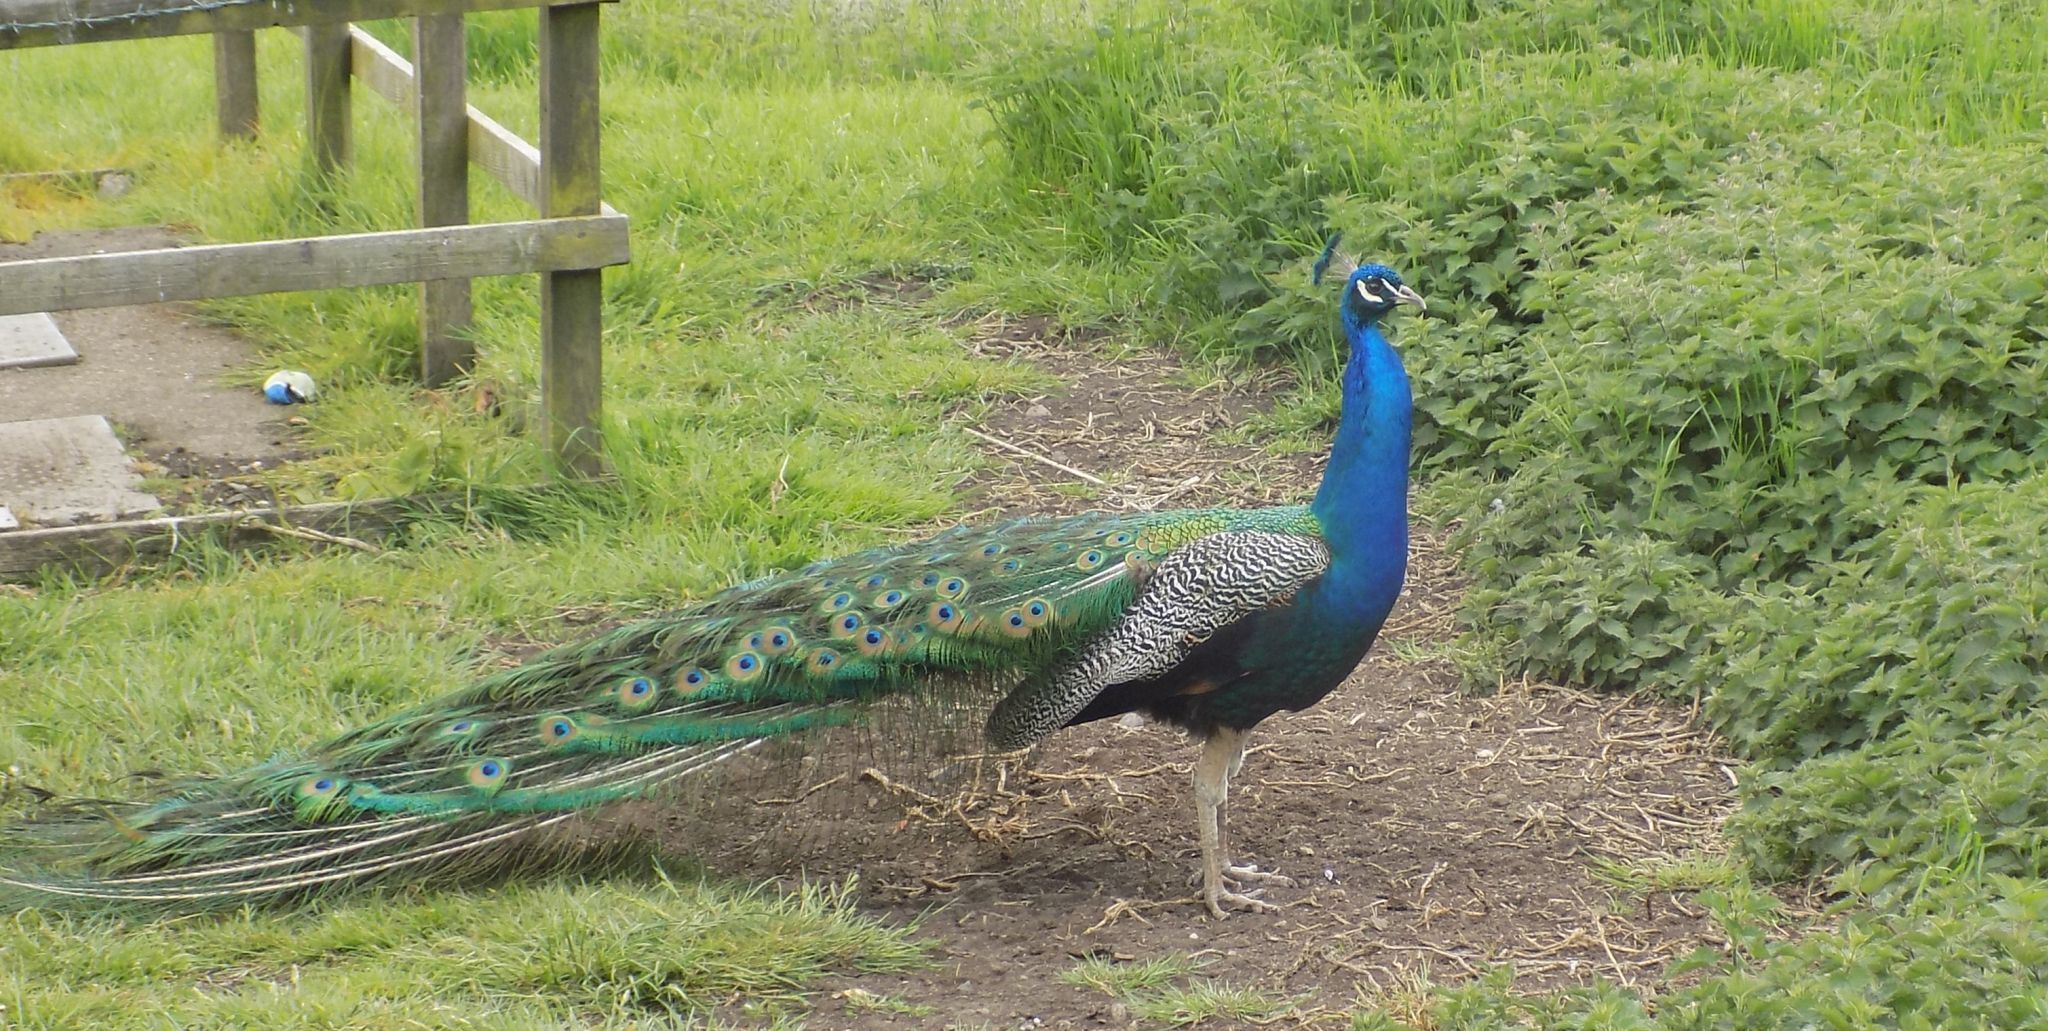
[0, 217, 629, 312]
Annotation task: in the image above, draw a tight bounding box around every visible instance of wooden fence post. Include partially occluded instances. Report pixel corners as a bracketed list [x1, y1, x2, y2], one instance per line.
[304, 22, 351, 174]
[415, 13, 473, 385]
[538, 1, 604, 478]
[212, 30, 259, 140]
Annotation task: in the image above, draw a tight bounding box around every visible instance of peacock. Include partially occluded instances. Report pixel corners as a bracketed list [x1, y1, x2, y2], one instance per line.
[0, 242, 1424, 919]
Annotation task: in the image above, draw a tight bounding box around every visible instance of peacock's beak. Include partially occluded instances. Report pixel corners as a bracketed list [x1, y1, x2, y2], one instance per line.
[1391, 284, 1426, 312]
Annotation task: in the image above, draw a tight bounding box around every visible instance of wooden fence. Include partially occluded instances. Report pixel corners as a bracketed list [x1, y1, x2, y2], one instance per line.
[0, 0, 629, 477]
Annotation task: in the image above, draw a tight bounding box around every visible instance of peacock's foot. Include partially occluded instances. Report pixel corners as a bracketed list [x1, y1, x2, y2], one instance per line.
[1206, 887, 1282, 918]
[1224, 864, 1296, 889]
[1193, 861, 1293, 918]
[1189, 863, 1297, 892]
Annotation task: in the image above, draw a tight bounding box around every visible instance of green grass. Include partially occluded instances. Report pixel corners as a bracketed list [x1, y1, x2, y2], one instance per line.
[5, 0, 2048, 1025]
[1135, 982, 1301, 1026]
[2, 876, 923, 1027]
[1059, 952, 1209, 996]
[1061, 953, 1302, 1027]
[1588, 852, 1747, 896]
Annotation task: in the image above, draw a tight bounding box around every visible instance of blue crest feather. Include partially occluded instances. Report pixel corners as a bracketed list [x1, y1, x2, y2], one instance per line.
[1353, 263, 1403, 285]
[1311, 233, 1344, 286]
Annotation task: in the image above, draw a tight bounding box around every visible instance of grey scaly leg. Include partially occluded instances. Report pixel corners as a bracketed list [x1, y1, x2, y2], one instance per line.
[1218, 740, 1295, 893]
[1196, 727, 1289, 917]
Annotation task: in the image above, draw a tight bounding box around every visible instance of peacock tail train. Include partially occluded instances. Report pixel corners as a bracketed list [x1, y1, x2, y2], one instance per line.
[0, 505, 1325, 907]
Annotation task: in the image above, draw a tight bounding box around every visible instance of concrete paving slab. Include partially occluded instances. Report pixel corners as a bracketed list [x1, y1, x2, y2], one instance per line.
[0, 414, 162, 527]
[0, 313, 79, 370]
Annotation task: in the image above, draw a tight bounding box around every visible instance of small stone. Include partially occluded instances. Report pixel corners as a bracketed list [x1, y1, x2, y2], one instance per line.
[1025, 403, 1052, 420]
[1108, 1001, 1129, 1023]
[97, 172, 133, 199]
[1117, 713, 1145, 729]
[287, 416, 309, 427]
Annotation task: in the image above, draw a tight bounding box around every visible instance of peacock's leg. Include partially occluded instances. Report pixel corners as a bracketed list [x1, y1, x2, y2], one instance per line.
[1216, 741, 1295, 891]
[1195, 727, 1286, 917]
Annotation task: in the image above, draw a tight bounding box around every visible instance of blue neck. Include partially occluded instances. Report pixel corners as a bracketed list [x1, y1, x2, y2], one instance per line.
[1309, 318, 1412, 609]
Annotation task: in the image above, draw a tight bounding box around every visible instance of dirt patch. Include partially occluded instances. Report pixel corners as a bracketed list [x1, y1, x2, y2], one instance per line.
[619, 311, 1742, 1028]
[0, 227, 309, 515]
[953, 313, 1320, 516]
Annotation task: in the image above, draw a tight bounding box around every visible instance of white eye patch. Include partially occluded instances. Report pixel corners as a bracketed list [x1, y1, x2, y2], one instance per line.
[1356, 280, 1386, 304]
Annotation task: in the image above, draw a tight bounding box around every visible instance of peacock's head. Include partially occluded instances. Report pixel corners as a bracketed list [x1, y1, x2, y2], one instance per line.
[1340, 264, 1426, 323]
[1312, 235, 1425, 328]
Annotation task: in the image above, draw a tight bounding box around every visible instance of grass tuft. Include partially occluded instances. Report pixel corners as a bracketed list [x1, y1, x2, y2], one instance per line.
[1058, 952, 1208, 996]
[1133, 981, 1301, 1026]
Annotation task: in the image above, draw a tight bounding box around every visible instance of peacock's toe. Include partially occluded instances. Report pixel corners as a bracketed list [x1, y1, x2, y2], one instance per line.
[1205, 888, 1283, 918]
[1188, 862, 1296, 892]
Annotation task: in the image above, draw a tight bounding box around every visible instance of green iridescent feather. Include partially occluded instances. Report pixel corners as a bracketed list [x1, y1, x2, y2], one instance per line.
[0, 506, 1323, 908]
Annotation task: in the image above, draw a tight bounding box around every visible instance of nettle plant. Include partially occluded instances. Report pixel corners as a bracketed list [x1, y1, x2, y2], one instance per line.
[1440, 128, 2048, 709]
[1721, 479, 2048, 885]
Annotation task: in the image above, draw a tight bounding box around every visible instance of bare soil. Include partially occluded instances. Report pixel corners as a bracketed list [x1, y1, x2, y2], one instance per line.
[627, 301, 1743, 1029]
